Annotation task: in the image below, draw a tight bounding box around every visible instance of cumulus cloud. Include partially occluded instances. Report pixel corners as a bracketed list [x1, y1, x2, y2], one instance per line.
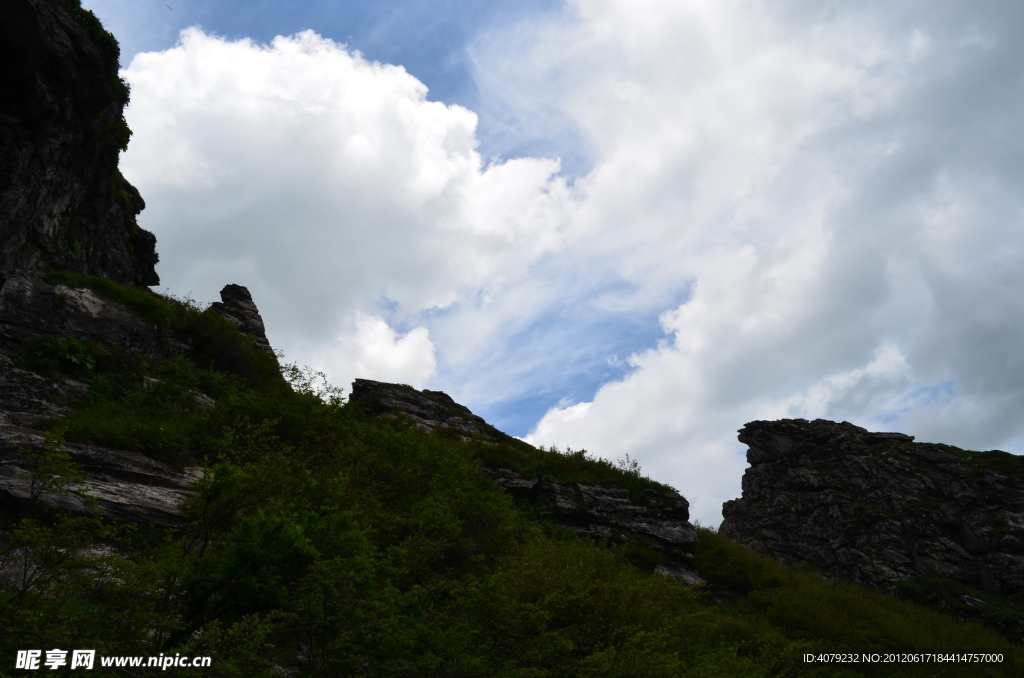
[312, 314, 437, 389]
[122, 28, 572, 390]
[510, 0, 1024, 523]
[120, 1, 1024, 526]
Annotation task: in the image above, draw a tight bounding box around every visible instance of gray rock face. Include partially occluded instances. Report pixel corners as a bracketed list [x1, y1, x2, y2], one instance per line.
[0, 271, 177, 357]
[0, 0, 158, 286]
[349, 379, 501, 442]
[0, 272, 278, 530]
[0, 426, 199, 527]
[720, 419, 1024, 595]
[210, 284, 276, 358]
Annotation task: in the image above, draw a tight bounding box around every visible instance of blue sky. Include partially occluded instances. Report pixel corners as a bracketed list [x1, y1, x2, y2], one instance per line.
[85, 0, 1024, 525]
[88, 0, 588, 174]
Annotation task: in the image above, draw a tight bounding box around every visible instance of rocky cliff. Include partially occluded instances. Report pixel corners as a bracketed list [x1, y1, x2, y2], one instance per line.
[0, 271, 181, 358]
[0, 271, 278, 527]
[0, 0, 157, 286]
[721, 418, 1024, 637]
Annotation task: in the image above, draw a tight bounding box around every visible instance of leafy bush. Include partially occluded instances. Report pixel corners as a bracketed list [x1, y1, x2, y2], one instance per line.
[692, 525, 1022, 674]
[14, 335, 108, 381]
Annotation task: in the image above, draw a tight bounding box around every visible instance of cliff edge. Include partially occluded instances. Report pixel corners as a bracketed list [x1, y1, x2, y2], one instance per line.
[721, 418, 1024, 639]
[0, 0, 158, 286]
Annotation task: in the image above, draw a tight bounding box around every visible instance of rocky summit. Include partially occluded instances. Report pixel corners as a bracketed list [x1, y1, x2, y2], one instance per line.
[349, 378, 506, 442]
[721, 418, 1024, 636]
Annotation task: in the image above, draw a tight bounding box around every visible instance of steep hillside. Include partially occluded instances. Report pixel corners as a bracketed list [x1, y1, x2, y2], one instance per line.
[1, 1, 1023, 675]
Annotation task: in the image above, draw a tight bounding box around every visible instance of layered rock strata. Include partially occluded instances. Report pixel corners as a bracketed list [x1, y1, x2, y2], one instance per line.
[0, 0, 158, 286]
[0, 271, 181, 357]
[485, 468, 702, 584]
[721, 418, 1024, 595]
[0, 425, 199, 528]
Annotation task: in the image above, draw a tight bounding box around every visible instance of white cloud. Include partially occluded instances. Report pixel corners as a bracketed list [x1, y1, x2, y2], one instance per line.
[312, 314, 437, 390]
[512, 0, 1024, 524]
[122, 28, 572, 388]
[120, 1, 1024, 527]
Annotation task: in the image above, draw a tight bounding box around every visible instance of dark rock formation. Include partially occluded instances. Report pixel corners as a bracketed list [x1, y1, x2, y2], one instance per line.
[350, 379, 702, 583]
[210, 284, 276, 358]
[0, 0, 158, 286]
[721, 419, 1024, 635]
[0, 3, 280, 533]
[0, 425, 199, 527]
[349, 379, 503, 442]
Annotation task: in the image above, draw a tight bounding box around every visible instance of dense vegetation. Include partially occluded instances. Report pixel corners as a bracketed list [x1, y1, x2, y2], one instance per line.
[1, 276, 1022, 677]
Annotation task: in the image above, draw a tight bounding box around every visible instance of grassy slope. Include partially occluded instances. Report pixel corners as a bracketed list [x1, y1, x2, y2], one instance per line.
[1, 274, 1021, 677]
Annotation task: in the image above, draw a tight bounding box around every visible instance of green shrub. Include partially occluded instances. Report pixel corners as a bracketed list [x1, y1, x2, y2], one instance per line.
[468, 440, 674, 497]
[14, 335, 109, 381]
[692, 526, 1023, 675]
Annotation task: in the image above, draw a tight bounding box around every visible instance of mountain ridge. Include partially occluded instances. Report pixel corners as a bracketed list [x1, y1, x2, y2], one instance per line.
[1, 1, 1022, 673]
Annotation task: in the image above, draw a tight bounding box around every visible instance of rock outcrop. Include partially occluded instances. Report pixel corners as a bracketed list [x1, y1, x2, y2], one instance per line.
[210, 284, 276, 358]
[0, 271, 179, 357]
[350, 379, 702, 583]
[0, 1, 294, 533]
[721, 419, 1024, 635]
[0, 425, 199, 528]
[0, 0, 158, 286]
[349, 379, 504, 442]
